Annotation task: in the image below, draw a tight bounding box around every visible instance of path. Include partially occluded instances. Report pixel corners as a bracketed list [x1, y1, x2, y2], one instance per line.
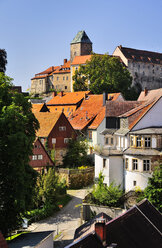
[28, 188, 89, 247]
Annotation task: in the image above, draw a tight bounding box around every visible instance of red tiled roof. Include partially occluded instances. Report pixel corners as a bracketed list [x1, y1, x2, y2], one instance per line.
[48, 105, 77, 117]
[118, 46, 162, 64]
[31, 74, 48, 80]
[0, 232, 8, 248]
[69, 93, 121, 130]
[34, 112, 62, 137]
[47, 91, 91, 105]
[71, 55, 92, 65]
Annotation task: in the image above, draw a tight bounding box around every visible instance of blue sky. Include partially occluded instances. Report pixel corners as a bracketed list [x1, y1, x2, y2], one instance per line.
[0, 0, 162, 91]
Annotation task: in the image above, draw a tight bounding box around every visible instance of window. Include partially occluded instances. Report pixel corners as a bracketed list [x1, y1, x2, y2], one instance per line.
[64, 138, 69, 144]
[130, 136, 134, 147]
[125, 158, 129, 169]
[41, 138, 45, 145]
[57, 77, 59, 81]
[143, 160, 150, 171]
[52, 138, 56, 144]
[66, 76, 68, 80]
[133, 180, 137, 186]
[63, 76, 65, 80]
[59, 126, 66, 131]
[103, 159, 106, 168]
[105, 137, 109, 145]
[88, 130, 92, 140]
[32, 155, 37, 160]
[132, 159, 138, 170]
[38, 155, 43, 160]
[136, 137, 141, 147]
[145, 137, 151, 147]
[111, 137, 113, 145]
[65, 86, 67, 89]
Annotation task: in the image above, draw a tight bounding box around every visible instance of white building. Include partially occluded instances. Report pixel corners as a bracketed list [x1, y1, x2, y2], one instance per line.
[95, 89, 162, 191]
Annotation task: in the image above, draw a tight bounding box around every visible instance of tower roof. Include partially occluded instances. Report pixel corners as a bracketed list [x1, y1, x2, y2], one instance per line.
[71, 31, 92, 44]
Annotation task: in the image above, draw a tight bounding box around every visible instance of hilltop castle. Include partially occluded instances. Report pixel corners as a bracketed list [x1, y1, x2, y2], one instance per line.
[30, 31, 162, 95]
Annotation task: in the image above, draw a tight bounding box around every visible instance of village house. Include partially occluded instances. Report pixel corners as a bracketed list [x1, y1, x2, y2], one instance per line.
[69, 92, 124, 154]
[29, 138, 54, 173]
[46, 90, 91, 117]
[113, 45, 162, 92]
[95, 88, 162, 191]
[34, 112, 77, 165]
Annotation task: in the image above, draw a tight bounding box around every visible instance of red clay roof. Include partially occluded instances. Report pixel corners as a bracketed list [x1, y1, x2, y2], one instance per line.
[47, 91, 91, 105]
[48, 105, 77, 117]
[118, 46, 162, 64]
[71, 55, 92, 65]
[34, 112, 62, 137]
[69, 93, 121, 130]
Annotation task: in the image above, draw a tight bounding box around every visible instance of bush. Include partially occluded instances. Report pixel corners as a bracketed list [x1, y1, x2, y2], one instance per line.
[90, 172, 123, 207]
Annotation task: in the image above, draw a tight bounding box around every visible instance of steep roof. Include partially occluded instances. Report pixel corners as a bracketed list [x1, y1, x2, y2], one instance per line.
[71, 31, 92, 44]
[138, 88, 162, 102]
[32, 103, 49, 113]
[71, 55, 92, 65]
[47, 91, 91, 105]
[106, 199, 162, 248]
[34, 112, 62, 137]
[118, 45, 162, 64]
[53, 60, 71, 74]
[69, 93, 121, 130]
[48, 105, 77, 118]
[106, 101, 141, 117]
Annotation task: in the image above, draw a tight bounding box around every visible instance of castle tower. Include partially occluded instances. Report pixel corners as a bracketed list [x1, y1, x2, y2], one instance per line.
[70, 31, 92, 62]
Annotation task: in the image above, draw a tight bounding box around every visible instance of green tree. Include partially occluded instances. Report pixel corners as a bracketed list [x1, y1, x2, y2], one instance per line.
[73, 53, 138, 100]
[0, 73, 39, 236]
[0, 49, 7, 73]
[91, 172, 123, 207]
[62, 138, 91, 168]
[144, 163, 162, 212]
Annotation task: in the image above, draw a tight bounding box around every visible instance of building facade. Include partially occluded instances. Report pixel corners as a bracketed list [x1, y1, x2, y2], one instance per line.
[113, 45, 162, 92]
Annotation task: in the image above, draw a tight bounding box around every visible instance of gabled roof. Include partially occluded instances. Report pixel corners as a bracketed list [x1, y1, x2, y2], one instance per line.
[138, 88, 162, 102]
[34, 112, 62, 137]
[53, 60, 71, 74]
[71, 55, 92, 65]
[32, 103, 49, 113]
[71, 31, 92, 44]
[70, 93, 124, 130]
[47, 91, 91, 105]
[106, 199, 162, 248]
[74, 212, 112, 241]
[117, 45, 162, 64]
[48, 105, 77, 117]
[106, 101, 141, 117]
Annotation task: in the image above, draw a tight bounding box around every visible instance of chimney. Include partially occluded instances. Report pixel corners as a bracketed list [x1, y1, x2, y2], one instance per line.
[144, 87, 148, 96]
[53, 91, 57, 97]
[103, 92, 107, 106]
[64, 59, 67, 65]
[95, 218, 106, 245]
[60, 91, 64, 97]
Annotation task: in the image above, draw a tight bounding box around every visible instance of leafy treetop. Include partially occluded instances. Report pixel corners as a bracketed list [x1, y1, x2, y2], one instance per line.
[73, 53, 138, 100]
